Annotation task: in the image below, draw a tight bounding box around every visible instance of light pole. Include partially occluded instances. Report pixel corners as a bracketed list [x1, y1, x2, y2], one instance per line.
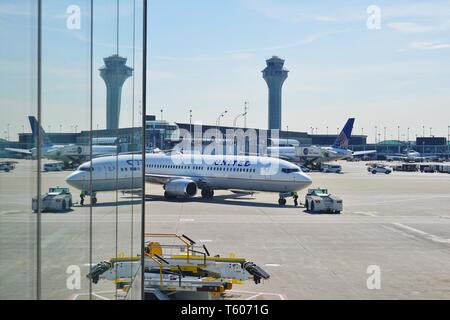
[160, 108, 164, 121]
[422, 125, 425, 137]
[326, 126, 329, 135]
[216, 110, 228, 136]
[447, 125, 450, 158]
[7, 123, 10, 141]
[244, 101, 249, 129]
[189, 109, 192, 137]
[429, 127, 432, 137]
[74, 125, 78, 133]
[59, 124, 62, 133]
[233, 112, 247, 128]
[383, 127, 386, 142]
[375, 126, 378, 144]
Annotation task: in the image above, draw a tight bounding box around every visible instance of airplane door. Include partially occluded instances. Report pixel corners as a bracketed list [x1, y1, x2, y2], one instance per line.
[262, 165, 271, 180]
[101, 163, 108, 180]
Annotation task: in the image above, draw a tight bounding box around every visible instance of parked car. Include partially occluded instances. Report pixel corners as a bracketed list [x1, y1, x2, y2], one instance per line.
[370, 165, 392, 174]
[43, 162, 65, 171]
[321, 164, 342, 173]
[420, 165, 435, 173]
[0, 161, 16, 172]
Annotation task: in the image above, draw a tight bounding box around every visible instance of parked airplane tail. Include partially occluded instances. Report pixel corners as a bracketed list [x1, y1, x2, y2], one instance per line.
[28, 116, 53, 147]
[332, 118, 355, 149]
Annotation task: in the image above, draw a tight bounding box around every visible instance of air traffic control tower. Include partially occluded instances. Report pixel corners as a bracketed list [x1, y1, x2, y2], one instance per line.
[100, 55, 133, 130]
[262, 56, 289, 130]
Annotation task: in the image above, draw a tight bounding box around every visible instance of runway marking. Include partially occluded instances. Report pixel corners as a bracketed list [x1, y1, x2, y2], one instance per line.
[354, 211, 378, 217]
[264, 264, 281, 267]
[92, 293, 111, 300]
[179, 218, 195, 222]
[199, 239, 213, 243]
[246, 293, 263, 300]
[393, 223, 450, 244]
[0, 210, 21, 216]
[229, 290, 285, 300]
[71, 290, 116, 300]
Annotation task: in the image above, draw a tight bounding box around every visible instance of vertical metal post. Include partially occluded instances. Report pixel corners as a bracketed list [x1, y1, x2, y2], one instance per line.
[89, 0, 94, 300]
[36, 0, 42, 300]
[141, 0, 148, 300]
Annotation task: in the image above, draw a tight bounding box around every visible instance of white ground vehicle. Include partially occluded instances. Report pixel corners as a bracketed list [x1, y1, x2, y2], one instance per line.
[305, 188, 343, 214]
[43, 162, 65, 171]
[321, 164, 342, 173]
[32, 187, 73, 212]
[0, 161, 16, 172]
[368, 165, 392, 174]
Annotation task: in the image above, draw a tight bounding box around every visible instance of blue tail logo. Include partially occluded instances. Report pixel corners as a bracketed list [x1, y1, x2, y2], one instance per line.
[28, 116, 53, 147]
[332, 118, 354, 149]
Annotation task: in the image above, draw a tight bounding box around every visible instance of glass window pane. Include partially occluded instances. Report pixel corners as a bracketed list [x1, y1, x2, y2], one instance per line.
[0, 0, 38, 300]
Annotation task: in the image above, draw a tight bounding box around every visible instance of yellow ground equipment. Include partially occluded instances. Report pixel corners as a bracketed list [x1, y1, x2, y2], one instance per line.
[87, 233, 270, 300]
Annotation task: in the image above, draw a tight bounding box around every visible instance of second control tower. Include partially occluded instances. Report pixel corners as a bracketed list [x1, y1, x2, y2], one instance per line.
[100, 55, 133, 130]
[262, 56, 289, 130]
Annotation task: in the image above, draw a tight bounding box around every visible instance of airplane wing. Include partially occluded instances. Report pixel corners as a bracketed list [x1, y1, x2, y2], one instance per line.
[5, 148, 32, 156]
[353, 150, 376, 156]
[145, 173, 209, 189]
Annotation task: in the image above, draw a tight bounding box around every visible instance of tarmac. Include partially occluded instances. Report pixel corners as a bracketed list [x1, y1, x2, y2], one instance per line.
[1, 159, 449, 300]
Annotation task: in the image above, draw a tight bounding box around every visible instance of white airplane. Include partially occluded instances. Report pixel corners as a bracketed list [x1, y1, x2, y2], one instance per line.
[386, 148, 438, 162]
[66, 153, 312, 205]
[267, 118, 375, 168]
[6, 116, 117, 167]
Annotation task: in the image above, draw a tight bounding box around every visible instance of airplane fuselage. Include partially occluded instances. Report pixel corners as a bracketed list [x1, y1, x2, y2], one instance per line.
[66, 154, 312, 195]
[268, 146, 352, 164]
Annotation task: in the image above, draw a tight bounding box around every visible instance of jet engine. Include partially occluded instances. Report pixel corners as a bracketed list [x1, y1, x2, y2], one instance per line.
[164, 179, 198, 198]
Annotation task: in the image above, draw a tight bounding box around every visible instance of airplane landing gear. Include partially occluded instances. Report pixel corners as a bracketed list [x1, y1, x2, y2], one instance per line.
[278, 192, 293, 206]
[201, 189, 214, 199]
[90, 192, 97, 205]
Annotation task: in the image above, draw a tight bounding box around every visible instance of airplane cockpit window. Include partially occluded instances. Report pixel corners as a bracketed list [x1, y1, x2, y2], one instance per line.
[282, 168, 300, 173]
[78, 165, 93, 172]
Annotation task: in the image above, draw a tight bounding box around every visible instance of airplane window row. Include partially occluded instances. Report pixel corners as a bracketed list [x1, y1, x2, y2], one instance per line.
[145, 163, 256, 173]
[119, 167, 140, 172]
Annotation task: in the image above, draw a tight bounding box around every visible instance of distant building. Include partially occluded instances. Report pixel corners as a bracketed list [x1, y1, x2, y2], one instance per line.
[416, 137, 447, 146]
[262, 56, 289, 130]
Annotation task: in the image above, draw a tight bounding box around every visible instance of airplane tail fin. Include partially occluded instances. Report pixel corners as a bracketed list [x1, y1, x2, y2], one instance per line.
[332, 118, 354, 149]
[28, 116, 52, 147]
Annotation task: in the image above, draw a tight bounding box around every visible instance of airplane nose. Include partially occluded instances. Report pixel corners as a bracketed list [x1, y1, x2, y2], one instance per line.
[296, 172, 312, 189]
[303, 173, 312, 186]
[66, 171, 84, 190]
